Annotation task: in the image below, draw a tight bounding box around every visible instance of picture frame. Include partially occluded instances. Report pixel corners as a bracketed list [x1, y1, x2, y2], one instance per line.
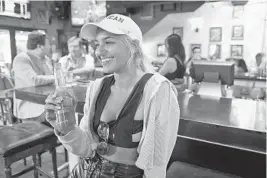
[232, 5, 244, 19]
[190, 44, 201, 57]
[209, 27, 222, 42]
[173, 27, 183, 39]
[230, 45, 243, 57]
[232, 25, 244, 40]
[208, 44, 221, 60]
[157, 44, 166, 57]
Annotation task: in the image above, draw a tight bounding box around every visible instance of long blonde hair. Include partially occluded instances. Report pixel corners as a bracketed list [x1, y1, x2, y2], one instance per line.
[121, 35, 154, 73]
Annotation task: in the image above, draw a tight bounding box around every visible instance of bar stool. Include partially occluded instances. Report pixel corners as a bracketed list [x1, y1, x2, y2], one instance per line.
[0, 122, 59, 178]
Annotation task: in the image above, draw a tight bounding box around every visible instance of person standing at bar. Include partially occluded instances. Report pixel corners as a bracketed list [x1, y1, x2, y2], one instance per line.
[45, 14, 180, 178]
[59, 36, 95, 79]
[12, 30, 54, 122]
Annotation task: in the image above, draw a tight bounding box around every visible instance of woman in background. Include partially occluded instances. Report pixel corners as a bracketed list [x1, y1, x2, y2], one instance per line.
[158, 34, 186, 91]
[235, 58, 248, 74]
[158, 34, 186, 81]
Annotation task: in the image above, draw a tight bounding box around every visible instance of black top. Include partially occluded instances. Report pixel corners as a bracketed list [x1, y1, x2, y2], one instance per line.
[164, 56, 185, 80]
[93, 73, 153, 148]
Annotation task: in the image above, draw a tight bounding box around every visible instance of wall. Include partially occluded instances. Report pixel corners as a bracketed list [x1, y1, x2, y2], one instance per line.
[0, 1, 65, 42]
[129, 2, 204, 35]
[142, 0, 267, 66]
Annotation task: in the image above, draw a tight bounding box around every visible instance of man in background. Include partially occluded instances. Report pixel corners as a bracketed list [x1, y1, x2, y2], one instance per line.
[250, 53, 266, 76]
[59, 36, 95, 79]
[12, 31, 54, 122]
[185, 47, 206, 77]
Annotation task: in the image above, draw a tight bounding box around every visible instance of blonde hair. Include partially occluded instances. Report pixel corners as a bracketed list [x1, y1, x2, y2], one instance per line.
[121, 35, 154, 73]
[95, 28, 154, 73]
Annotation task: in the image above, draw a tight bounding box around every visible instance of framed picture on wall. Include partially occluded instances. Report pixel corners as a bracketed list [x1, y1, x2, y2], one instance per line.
[173, 27, 183, 39]
[209, 27, 222, 42]
[232, 5, 244, 19]
[232, 25, 244, 40]
[157, 44, 166, 57]
[230, 45, 243, 57]
[208, 44, 221, 60]
[190, 44, 201, 57]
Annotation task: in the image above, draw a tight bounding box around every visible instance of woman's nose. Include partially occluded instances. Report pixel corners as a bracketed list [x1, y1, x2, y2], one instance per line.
[95, 45, 107, 57]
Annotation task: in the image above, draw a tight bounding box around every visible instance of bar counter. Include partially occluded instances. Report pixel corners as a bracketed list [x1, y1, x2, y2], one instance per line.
[234, 73, 266, 88]
[14, 83, 266, 178]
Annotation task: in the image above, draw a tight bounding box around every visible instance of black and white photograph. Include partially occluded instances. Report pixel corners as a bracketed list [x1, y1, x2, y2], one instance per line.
[231, 45, 244, 57]
[0, 1, 266, 178]
[173, 27, 184, 39]
[209, 27, 222, 42]
[232, 5, 245, 19]
[232, 25, 244, 40]
[208, 44, 221, 60]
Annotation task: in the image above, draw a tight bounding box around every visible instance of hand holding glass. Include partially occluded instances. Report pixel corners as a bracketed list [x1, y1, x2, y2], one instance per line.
[45, 87, 77, 135]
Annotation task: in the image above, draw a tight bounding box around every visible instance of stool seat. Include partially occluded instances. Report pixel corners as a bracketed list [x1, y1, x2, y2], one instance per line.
[167, 161, 240, 178]
[0, 122, 55, 157]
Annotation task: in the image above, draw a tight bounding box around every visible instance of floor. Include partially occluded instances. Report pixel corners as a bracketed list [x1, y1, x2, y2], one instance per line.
[0, 146, 69, 178]
[0, 146, 241, 178]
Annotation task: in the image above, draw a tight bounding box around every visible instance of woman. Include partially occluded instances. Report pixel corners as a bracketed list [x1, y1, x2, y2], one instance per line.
[235, 58, 248, 74]
[158, 34, 186, 82]
[45, 14, 180, 178]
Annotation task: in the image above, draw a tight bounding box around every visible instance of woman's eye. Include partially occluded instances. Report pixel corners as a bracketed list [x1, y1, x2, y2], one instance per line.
[105, 41, 114, 45]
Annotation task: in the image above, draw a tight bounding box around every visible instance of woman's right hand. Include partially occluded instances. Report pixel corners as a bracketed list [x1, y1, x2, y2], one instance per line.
[45, 87, 77, 135]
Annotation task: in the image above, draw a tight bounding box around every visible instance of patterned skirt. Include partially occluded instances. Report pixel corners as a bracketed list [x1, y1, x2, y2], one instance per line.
[69, 153, 144, 178]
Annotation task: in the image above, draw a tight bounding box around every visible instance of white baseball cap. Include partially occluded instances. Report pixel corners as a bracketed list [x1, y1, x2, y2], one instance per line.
[80, 14, 142, 42]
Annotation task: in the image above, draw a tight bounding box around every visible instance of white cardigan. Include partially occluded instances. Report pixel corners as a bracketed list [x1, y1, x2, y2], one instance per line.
[56, 73, 180, 178]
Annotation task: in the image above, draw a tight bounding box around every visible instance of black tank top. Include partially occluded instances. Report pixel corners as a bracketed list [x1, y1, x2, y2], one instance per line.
[164, 56, 185, 80]
[93, 73, 153, 148]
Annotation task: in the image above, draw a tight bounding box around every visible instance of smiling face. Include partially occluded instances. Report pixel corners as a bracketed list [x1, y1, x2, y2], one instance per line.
[95, 29, 131, 74]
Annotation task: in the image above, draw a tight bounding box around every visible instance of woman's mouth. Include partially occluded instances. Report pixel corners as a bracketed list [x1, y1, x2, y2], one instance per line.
[101, 57, 114, 65]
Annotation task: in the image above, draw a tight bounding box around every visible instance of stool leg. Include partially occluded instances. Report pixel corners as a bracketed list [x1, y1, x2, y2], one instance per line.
[23, 158, 27, 166]
[38, 153, 42, 167]
[64, 148, 68, 162]
[50, 148, 58, 178]
[32, 155, 39, 178]
[4, 157, 12, 178]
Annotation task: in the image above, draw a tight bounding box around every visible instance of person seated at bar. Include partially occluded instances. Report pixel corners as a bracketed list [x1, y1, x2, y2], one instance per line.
[59, 36, 95, 79]
[185, 47, 207, 86]
[255, 53, 266, 76]
[45, 14, 180, 178]
[185, 46, 206, 69]
[12, 30, 54, 123]
[234, 58, 248, 74]
[158, 34, 186, 88]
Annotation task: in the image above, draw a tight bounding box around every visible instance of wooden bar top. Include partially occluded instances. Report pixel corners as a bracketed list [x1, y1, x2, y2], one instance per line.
[14, 84, 266, 133]
[234, 73, 266, 82]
